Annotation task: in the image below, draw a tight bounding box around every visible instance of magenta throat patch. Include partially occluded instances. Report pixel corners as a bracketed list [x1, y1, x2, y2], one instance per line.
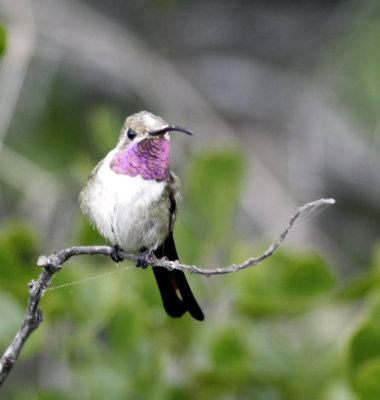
[110, 137, 170, 181]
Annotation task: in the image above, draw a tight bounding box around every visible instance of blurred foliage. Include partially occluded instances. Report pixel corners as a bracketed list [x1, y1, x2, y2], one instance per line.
[1, 108, 380, 399]
[1, 1, 380, 398]
[0, 23, 6, 57]
[332, 10, 380, 139]
[176, 150, 244, 265]
[1, 18, 380, 391]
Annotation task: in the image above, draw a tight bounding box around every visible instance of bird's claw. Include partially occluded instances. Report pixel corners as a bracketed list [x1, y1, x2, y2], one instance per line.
[110, 245, 124, 263]
[136, 249, 150, 269]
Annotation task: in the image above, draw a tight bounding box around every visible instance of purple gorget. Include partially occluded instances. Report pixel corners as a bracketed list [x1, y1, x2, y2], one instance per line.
[110, 137, 170, 181]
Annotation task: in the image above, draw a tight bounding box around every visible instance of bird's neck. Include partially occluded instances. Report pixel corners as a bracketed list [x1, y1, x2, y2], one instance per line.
[110, 137, 170, 181]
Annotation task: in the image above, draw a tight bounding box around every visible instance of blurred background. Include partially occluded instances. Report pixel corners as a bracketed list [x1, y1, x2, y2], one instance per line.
[1, 0, 380, 399]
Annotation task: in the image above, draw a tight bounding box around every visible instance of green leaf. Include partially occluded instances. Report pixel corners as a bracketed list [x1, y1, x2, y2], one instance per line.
[0, 217, 40, 303]
[372, 242, 380, 277]
[211, 327, 247, 367]
[337, 272, 376, 301]
[369, 296, 380, 324]
[356, 358, 380, 400]
[337, 243, 380, 301]
[0, 23, 7, 57]
[107, 303, 147, 354]
[231, 247, 335, 317]
[349, 322, 380, 373]
[281, 254, 335, 297]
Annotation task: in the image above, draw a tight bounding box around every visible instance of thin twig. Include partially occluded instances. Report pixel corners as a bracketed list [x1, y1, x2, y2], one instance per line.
[0, 198, 335, 386]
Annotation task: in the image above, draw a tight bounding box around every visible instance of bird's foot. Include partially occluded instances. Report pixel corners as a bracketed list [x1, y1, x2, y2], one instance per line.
[136, 248, 151, 269]
[110, 245, 124, 263]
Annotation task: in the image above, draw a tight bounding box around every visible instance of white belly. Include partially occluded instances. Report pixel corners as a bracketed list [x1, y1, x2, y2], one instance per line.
[80, 149, 169, 252]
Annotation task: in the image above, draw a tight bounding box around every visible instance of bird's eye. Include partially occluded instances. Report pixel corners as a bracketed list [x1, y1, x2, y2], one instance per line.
[126, 128, 137, 140]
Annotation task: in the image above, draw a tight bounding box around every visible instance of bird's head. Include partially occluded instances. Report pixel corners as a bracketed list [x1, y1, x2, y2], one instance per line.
[110, 111, 192, 181]
[116, 111, 192, 151]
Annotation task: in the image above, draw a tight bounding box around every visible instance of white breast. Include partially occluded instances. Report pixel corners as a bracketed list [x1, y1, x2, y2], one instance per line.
[80, 149, 167, 252]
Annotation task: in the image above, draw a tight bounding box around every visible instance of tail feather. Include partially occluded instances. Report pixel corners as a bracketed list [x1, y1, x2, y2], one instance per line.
[153, 233, 204, 321]
[152, 267, 187, 318]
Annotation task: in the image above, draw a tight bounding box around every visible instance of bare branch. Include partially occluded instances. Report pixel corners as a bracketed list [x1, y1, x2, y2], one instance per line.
[0, 198, 335, 385]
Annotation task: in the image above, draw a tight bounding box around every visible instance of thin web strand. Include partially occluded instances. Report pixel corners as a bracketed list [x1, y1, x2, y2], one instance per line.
[300, 198, 336, 222]
[47, 265, 131, 291]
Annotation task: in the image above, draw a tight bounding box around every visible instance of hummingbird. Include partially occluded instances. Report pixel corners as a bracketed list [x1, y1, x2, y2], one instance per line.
[79, 111, 204, 321]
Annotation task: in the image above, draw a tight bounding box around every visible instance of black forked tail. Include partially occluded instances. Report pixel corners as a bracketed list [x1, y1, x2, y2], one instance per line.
[153, 233, 204, 321]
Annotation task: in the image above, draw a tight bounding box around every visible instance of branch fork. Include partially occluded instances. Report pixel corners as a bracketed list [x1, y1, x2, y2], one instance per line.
[0, 198, 335, 385]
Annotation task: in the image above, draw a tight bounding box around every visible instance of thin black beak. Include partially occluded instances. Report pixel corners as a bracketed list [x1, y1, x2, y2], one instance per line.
[149, 125, 193, 136]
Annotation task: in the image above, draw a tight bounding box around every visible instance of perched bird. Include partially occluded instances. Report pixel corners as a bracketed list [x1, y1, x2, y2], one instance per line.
[79, 111, 204, 320]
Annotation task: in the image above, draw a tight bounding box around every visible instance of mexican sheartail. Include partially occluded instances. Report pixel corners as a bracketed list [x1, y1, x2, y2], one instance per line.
[79, 111, 204, 320]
